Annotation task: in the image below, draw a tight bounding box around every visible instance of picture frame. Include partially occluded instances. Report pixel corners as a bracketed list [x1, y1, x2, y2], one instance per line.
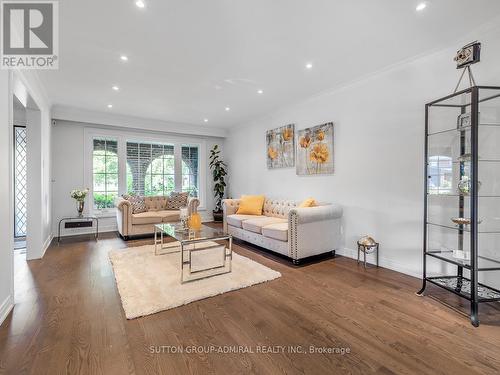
[266, 124, 295, 169]
[296, 122, 334, 176]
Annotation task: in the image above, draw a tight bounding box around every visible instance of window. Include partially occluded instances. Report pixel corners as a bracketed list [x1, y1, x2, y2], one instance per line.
[181, 145, 199, 197]
[93, 138, 118, 209]
[14, 126, 27, 238]
[126, 142, 175, 196]
[86, 129, 206, 214]
[428, 155, 452, 194]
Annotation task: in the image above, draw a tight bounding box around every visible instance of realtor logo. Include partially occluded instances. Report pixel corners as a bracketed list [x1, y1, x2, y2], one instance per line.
[1, 0, 59, 69]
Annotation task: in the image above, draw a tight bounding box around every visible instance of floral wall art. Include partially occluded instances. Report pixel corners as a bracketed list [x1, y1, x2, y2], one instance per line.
[296, 122, 334, 175]
[266, 124, 295, 169]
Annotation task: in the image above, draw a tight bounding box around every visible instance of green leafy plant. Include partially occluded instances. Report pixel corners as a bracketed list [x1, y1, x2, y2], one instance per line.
[209, 145, 227, 212]
[93, 193, 115, 209]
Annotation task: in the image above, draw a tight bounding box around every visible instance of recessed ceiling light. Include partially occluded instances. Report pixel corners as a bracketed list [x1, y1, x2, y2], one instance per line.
[107, 104, 113, 108]
[257, 89, 263, 94]
[120, 55, 128, 61]
[135, 1, 145, 8]
[225, 107, 230, 111]
[112, 85, 119, 91]
[204, 118, 208, 123]
[416, 2, 427, 11]
[305, 63, 313, 69]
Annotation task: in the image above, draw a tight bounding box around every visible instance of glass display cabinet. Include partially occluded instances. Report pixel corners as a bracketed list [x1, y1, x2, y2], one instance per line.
[417, 86, 500, 327]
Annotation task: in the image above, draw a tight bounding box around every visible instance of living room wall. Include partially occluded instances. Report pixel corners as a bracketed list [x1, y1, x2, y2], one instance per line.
[0, 71, 14, 325]
[51, 120, 225, 237]
[225, 24, 500, 281]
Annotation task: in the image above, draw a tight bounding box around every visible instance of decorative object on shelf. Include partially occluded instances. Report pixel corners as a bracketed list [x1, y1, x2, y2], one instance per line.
[357, 236, 379, 269]
[457, 153, 472, 162]
[209, 144, 227, 222]
[429, 277, 500, 301]
[457, 177, 481, 196]
[451, 217, 482, 226]
[453, 249, 471, 261]
[266, 124, 295, 169]
[296, 122, 334, 176]
[457, 112, 472, 130]
[70, 188, 89, 217]
[451, 217, 471, 226]
[453, 41, 481, 93]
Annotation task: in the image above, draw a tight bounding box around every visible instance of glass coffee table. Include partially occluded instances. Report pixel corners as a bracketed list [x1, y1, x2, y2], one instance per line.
[154, 223, 233, 283]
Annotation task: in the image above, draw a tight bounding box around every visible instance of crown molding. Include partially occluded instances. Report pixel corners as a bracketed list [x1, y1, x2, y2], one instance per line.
[52, 105, 227, 138]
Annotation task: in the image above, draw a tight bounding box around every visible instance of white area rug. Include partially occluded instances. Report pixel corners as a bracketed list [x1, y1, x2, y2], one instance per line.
[109, 243, 281, 319]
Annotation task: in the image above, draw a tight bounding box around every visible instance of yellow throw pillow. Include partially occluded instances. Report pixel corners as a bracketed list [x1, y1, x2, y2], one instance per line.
[299, 198, 317, 208]
[236, 195, 265, 215]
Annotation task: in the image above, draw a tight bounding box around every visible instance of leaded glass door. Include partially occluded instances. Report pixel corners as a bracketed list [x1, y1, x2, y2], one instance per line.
[14, 126, 27, 238]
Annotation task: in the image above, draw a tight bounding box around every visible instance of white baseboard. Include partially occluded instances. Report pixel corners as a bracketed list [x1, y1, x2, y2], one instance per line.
[337, 247, 421, 279]
[0, 295, 14, 327]
[41, 234, 53, 256]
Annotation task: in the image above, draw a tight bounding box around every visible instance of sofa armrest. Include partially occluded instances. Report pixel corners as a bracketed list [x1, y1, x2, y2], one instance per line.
[223, 199, 240, 216]
[115, 196, 131, 211]
[187, 197, 200, 216]
[287, 204, 343, 261]
[115, 197, 131, 237]
[288, 204, 343, 224]
[222, 199, 240, 232]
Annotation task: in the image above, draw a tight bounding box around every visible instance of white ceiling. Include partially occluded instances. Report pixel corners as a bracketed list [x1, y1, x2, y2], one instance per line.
[38, 0, 500, 129]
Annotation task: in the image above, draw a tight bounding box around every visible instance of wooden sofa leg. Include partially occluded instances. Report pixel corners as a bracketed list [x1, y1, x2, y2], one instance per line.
[332, 250, 336, 257]
[292, 259, 301, 265]
[123, 235, 130, 241]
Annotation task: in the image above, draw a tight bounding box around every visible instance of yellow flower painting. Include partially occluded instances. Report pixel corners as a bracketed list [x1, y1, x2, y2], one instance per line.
[268, 147, 278, 160]
[296, 122, 334, 175]
[310, 143, 329, 163]
[266, 124, 295, 169]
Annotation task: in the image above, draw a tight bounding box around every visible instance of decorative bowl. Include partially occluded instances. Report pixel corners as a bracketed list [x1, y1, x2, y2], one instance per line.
[451, 217, 483, 225]
[358, 235, 377, 247]
[451, 217, 471, 225]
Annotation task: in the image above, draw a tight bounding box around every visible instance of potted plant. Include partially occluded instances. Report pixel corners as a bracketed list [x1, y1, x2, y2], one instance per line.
[209, 145, 227, 222]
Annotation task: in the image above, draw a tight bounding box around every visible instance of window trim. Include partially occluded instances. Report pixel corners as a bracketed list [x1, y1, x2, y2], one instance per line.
[181, 143, 201, 198]
[84, 128, 206, 217]
[92, 138, 119, 212]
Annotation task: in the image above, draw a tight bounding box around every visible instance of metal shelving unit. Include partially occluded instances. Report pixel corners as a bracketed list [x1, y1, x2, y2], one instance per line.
[417, 86, 500, 327]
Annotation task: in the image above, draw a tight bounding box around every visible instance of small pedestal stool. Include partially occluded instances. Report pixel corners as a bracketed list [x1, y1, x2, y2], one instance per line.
[357, 237, 379, 269]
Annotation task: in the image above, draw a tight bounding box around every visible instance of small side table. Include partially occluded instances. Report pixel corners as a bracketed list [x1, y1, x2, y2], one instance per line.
[58, 216, 99, 243]
[357, 240, 379, 269]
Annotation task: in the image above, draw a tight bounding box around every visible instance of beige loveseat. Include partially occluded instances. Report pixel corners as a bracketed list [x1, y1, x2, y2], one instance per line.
[223, 198, 342, 264]
[115, 195, 199, 239]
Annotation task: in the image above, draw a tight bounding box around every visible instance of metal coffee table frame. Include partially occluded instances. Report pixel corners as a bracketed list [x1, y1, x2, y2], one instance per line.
[154, 224, 233, 284]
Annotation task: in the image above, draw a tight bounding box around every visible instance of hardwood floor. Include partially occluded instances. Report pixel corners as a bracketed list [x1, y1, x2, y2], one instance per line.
[1, 226, 499, 375]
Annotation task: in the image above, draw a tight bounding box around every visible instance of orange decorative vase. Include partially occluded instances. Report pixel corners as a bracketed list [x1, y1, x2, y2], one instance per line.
[188, 213, 202, 230]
